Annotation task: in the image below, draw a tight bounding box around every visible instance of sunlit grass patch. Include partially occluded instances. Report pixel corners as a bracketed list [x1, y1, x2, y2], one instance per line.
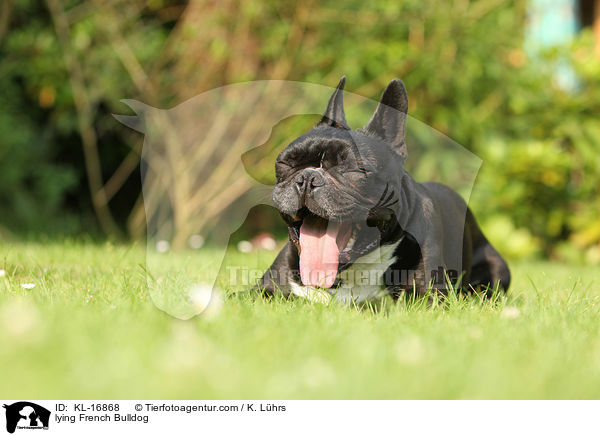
[0, 240, 599, 398]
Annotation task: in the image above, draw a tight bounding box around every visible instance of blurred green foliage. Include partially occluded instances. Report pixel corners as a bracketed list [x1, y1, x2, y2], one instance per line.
[471, 30, 600, 262]
[0, 0, 76, 234]
[0, 0, 598, 262]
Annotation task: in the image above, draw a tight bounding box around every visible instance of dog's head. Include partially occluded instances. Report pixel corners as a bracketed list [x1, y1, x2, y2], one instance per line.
[272, 77, 410, 288]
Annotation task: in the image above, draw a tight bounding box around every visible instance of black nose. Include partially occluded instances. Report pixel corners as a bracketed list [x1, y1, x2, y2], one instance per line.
[295, 168, 325, 193]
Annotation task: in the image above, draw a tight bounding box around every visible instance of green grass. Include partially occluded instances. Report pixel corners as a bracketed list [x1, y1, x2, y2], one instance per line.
[1, 240, 600, 399]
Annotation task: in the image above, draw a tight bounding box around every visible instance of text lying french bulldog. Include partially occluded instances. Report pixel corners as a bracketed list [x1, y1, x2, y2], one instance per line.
[260, 77, 510, 302]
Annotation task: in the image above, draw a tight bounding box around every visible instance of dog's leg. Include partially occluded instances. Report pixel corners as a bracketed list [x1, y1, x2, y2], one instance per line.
[470, 243, 511, 293]
[258, 242, 300, 296]
[465, 209, 511, 294]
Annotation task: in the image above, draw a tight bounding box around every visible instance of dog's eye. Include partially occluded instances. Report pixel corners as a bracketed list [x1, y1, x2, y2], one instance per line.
[321, 150, 348, 170]
[345, 168, 368, 177]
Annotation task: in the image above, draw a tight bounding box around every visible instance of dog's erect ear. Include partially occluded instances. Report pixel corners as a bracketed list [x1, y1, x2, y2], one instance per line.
[316, 76, 350, 130]
[363, 79, 408, 159]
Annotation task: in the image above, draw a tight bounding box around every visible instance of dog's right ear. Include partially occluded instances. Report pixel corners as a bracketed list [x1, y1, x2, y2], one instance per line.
[316, 76, 350, 130]
[363, 79, 408, 160]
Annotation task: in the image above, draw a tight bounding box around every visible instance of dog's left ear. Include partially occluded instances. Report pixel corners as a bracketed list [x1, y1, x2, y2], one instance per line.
[363, 79, 408, 159]
[316, 76, 350, 130]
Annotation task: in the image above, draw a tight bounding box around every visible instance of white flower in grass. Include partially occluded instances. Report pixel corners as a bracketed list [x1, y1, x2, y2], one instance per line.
[21, 283, 36, 290]
[501, 306, 520, 319]
[0, 269, 6, 277]
[188, 234, 205, 249]
[156, 240, 170, 253]
[0, 300, 41, 339]
[394, 335, 426, 365]
[237, 240, 253, 253]
[189, 283, 223, 319]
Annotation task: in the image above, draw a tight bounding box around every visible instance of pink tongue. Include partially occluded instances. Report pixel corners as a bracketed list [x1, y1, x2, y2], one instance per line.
[299, 216, 341, 288]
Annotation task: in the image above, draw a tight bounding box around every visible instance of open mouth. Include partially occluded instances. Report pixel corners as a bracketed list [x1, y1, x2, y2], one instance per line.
[286, 207, 379, 289]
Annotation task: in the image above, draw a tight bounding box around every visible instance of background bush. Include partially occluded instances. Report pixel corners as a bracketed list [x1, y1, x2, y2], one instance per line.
[0, 0, 598, 262]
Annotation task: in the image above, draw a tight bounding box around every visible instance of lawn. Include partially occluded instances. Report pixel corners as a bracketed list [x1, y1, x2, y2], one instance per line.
[1, 239, 599, 399]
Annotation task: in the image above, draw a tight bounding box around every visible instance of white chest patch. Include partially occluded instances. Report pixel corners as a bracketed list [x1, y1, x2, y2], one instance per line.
[290, 240, 401, 304]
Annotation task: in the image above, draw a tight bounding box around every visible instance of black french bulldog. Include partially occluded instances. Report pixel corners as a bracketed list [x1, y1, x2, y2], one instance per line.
[260, 77, 510, 302]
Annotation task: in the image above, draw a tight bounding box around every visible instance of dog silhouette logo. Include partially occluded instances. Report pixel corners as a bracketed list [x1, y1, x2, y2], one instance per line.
[3, 402, 50, 433]
[115, 80, 482, 317]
